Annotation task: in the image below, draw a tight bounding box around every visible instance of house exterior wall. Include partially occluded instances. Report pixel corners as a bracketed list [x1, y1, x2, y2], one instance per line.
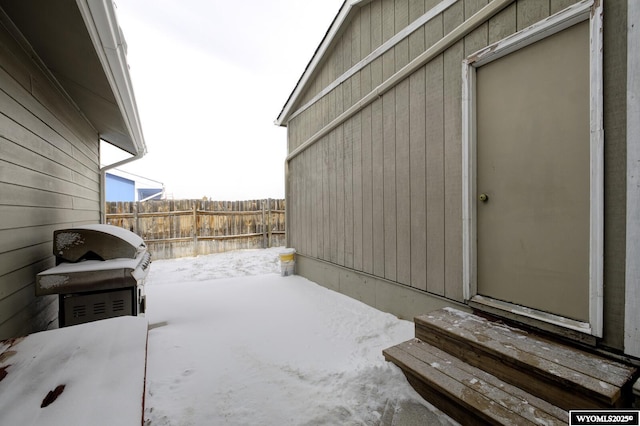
[0, 20, 101, 339]
[284, 0, 630, 352]
[106, 173, 135, 202]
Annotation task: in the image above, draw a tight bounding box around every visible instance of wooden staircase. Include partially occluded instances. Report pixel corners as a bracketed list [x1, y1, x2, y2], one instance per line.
[383, 308, 638, 425]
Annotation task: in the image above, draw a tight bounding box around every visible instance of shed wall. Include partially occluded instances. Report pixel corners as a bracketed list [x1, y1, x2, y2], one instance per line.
[285, 0, 628, 350]
[0, 19, 100, 339]
[602, 0, 628, 351]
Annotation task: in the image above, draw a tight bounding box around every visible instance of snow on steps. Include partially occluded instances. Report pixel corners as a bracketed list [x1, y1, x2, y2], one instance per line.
[415, 308, 637, 409]
[0, 317, 148, 426]
[383, 308, 638, 425]
[384, 339, 568, 425]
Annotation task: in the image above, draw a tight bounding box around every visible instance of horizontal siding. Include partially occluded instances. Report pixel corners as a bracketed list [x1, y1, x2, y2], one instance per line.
[285, 0, 589, 306]
[0, 155, 97, 201]
[0, 74, 98, 173]
[0, 24, 98, 160]
[0, 20, 100, 340]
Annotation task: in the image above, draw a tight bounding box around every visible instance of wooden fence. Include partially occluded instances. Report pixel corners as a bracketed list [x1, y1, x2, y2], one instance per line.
[105, 199, 286, 260]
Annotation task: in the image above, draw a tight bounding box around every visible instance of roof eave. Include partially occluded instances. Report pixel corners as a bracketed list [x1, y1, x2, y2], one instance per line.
[76, 0, 146, 156]
[275, 0, 367, 127]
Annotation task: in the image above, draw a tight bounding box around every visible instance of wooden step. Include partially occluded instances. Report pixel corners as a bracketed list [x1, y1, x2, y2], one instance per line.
[383, 338, 569, 426]
[414, 308, 638, 410]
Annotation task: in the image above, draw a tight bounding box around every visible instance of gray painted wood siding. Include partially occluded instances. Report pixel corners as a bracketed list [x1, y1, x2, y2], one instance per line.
[285, 0, 598, 307]
[0, 23, 100, 340]
[602, 0, 629, 351]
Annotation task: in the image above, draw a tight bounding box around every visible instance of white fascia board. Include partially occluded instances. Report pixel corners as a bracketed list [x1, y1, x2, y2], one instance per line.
[275, 0, 356, 127]
[76, 0, 147, 156]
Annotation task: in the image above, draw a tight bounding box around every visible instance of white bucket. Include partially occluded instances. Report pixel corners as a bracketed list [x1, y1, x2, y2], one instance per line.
[279, 248, 296, 276]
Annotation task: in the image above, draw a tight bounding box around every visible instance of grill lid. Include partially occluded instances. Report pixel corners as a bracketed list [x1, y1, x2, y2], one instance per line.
[36, 251, 151, 296]
[37, 225, 150, 296]
[54, 224, 146, 263]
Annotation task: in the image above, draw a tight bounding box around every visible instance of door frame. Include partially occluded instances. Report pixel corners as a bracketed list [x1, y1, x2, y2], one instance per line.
[461, 0, 604, 337]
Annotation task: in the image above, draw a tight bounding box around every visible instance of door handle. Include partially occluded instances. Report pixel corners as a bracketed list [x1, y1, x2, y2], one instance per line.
[479, 193, 489, 202]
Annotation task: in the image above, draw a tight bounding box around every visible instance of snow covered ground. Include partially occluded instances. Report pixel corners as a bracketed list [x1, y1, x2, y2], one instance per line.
[0, 316, 148, 426]
[143, 248, 457, 425]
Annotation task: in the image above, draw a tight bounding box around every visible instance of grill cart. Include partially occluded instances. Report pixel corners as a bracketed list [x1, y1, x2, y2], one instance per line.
[36, 224, 150, 327]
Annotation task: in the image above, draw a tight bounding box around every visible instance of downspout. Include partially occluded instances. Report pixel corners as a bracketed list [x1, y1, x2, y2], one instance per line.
[100, 152, 145, 224]
[79, 0, 148, 224]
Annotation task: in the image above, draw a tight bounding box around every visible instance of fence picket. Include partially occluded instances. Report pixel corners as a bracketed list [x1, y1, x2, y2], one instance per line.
[105, 199, 286, 260]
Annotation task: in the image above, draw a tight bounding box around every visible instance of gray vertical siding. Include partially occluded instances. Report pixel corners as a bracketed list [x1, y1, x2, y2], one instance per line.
[602, 0, 628, 351]
[284, 0, 628, 350]
[0, 22, 100, 339]
[442, 2, 463, 301]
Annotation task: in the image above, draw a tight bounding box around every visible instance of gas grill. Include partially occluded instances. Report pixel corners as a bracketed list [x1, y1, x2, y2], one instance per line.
[36, 224, 150, 327]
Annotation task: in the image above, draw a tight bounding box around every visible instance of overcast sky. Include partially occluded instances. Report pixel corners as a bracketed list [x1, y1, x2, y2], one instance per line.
[104, 0, 344, 200]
